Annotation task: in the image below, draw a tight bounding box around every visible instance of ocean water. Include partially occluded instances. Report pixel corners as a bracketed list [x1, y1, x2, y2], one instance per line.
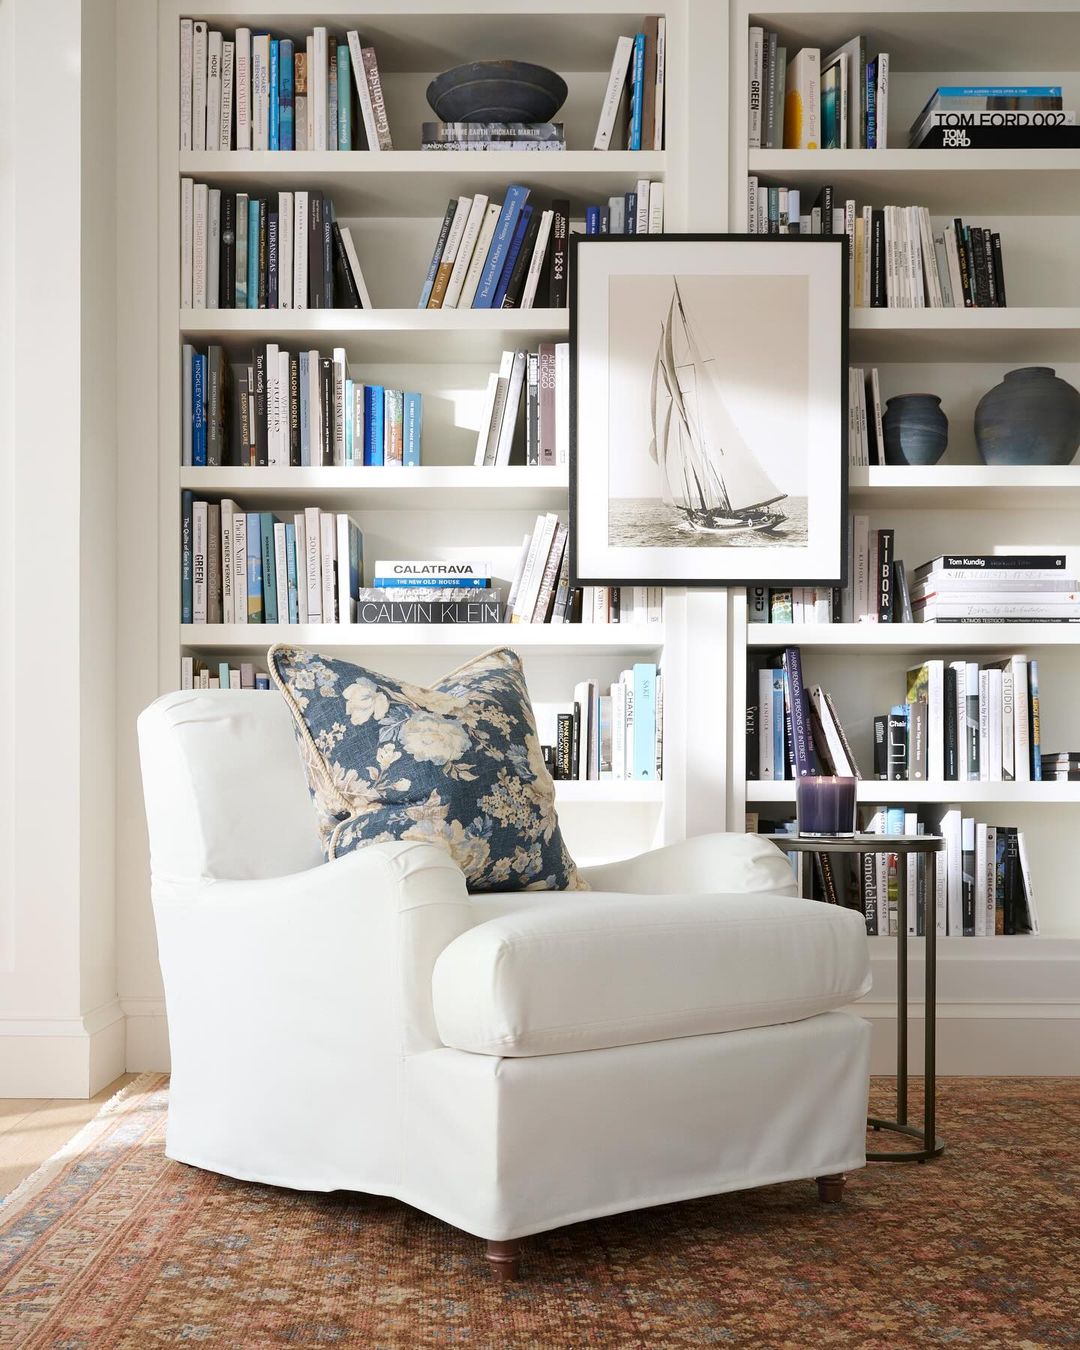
[608, 497, 809, 549]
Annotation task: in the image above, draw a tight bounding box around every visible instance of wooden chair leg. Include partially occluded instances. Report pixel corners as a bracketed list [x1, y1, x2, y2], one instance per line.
[486, 1238, 524, 1282]
[816, 1173, 846, 1204]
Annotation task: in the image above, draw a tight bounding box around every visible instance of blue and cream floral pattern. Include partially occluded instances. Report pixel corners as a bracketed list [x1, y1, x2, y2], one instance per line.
[268, 645, 586, 893]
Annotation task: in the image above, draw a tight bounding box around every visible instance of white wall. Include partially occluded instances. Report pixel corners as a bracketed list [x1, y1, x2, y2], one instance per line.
[0, 0, 123, 1097]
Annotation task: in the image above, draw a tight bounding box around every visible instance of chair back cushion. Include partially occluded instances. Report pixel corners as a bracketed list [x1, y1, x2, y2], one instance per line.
[268, 645, 584, 894]
[138, 689, 323, 883]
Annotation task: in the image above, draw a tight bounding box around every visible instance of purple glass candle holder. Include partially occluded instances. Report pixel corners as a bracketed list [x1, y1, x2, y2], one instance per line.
[796, 776, 857, 837]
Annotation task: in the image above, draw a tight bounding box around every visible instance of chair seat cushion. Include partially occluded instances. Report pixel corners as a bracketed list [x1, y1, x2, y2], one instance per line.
[431, 891, 871, 1056]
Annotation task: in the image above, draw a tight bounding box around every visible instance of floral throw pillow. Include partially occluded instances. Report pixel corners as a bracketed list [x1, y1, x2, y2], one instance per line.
[268, 645, 586, 894]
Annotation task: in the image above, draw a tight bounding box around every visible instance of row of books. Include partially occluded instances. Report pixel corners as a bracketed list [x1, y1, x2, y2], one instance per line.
[746, 185, 1008, 308]
[475, 346, 569, 467]
[910, 85, 1076, 149]
[585, 183, 664, 236]
[748, 31, 890, 150]
[594, 21, 666, 151]
[422, 122, 566, 152]
[182, 658, 271, 690]
[179, 21, 392, 151]
[537, 666, 663, 782]
[764, 810, 1038, 937]
[912, 554, 1079, 625]
[748, 586, 842, 625]
[181, 184, 372, 310]
[181, 344, 422, 468]
[747, 649, 858, 781]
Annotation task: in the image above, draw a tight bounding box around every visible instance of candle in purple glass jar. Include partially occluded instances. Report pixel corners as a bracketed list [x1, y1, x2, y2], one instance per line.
[796, 775, 857, 837]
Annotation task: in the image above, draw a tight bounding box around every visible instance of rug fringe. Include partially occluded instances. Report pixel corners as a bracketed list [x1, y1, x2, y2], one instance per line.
[1, 1071, 167, 1213]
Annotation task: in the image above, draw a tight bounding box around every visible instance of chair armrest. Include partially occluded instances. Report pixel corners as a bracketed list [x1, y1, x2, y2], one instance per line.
[579, 832, 798, 897]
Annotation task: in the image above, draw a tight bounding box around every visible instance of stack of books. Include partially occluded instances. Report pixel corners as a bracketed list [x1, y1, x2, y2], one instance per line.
[536, 665, 663, 781]
[594, 20, 666, 150]
[181, 344, 422, 468]
[357, 561, 502, 625]
[872, 653, 1042, 782]
[747, 647, 861, 781]
[474, 345, 570, 467]
[912, 553, 1080, 624]
[1042, 751, 1080, 781]
[181, 497, 363, 626]
[182, 659, 271, 690]
[748, 31, 889, 149]
[181, 183, 372, 310]
[179, 21, 392, 151]
[910, 85, 1077, 148]
[421, 122, 565, 151]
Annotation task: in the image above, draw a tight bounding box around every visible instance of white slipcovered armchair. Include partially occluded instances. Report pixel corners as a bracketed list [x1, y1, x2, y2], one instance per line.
[138, 689, 871, 1280]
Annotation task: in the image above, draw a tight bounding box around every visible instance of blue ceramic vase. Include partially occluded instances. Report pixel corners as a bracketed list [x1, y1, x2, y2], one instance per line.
[882, 394, 948, 466]
[974, 367, 1080, 466]
[426, 61, 568, 123]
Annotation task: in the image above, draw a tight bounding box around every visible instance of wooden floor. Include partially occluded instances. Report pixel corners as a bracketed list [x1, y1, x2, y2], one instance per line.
[0, 1074, 137, 1198]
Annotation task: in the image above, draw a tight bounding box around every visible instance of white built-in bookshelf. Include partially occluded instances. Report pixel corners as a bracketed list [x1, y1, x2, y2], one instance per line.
[729, 0, 1080, 1014]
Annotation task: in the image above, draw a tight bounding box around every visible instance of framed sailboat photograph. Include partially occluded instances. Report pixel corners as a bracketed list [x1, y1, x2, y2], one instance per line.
[570, 234, 848, 586]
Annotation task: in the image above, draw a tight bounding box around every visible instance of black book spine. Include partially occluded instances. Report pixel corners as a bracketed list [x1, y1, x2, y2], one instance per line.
[961, 835, 975, 936]
[267, 211, 279, 309]
[970, 226, 991, 306]
[253, 348, 268, 465]
[502, 208, 541, 309]
[871, 209, 886, 306]
[873, 714, 888, 777]
[962, 225, 980, 306]
[257, 198, 268, 308]
[319, 356, 335, 466]
[817, 852, 839, 905]
[548, 199, 570, 307]
[877, 529, 894, 622]
[861, 851, 878, 935]
[330, 221, 361, 308]
[220, 192, 236, 309]
[1003, 827, 1019, 934]
[555, 713, 573, 779]
[568, 587, 584, 623]
[308, 192, 324, 309]
[943, 664, 958, 780]
[322, 204, 334, 307]
[288, 352, 300, 466]
[228, 363, 248, 466]
[570, 702, 581, 778]
[982, 229, 998, 306]
[991, 233, 1007, 306]
[953, 218, 973, 306]
[887, 709, 908, 780]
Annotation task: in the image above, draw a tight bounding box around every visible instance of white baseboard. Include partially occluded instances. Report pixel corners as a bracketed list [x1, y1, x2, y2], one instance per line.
[121, 997, 170, 1071]
[0, 1001, 126, 1097]
[858, 1005, 1080, 1075]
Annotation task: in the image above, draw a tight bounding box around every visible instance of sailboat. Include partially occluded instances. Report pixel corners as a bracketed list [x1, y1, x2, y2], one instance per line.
[649, 279, 787, 534]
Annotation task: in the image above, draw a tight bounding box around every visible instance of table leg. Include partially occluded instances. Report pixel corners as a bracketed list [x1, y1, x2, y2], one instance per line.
[896, 851, 908, 1128]
[924, 871, 937, 1152]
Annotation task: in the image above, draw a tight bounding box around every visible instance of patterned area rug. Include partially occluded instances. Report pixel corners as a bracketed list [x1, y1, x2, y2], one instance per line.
[1, 1074, 1077, 1348]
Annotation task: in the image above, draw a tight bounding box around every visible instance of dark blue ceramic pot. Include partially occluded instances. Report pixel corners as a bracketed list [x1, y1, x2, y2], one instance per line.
[426, 61, 568, 123]
[882, 394, 948, 466]
[974, 367, 1080, 466]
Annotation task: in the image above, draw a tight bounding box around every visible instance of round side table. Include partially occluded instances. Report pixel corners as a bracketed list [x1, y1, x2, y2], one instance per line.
[762, 833, 946, 1164]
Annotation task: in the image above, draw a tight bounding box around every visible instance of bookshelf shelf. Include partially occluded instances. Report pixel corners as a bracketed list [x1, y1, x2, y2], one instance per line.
[849, 308, 1080, 363]
[180, 622, 666, 654]
[748, 781, 1080, 805]
[555, 780, 664, 803]
[178, 307, 569, 360]
[179, 465, 569, 510]
[179, 150, 667, 215]
[746, 149, 1080, 215]
[848, 466, 1080, 509]
[747, 622, 1080, 652]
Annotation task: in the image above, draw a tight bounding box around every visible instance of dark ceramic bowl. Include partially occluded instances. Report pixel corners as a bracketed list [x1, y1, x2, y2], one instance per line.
[426, 60, 568, 123]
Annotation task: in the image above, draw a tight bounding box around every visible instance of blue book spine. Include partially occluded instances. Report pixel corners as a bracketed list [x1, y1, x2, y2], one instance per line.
[298, 352, 310, 465]
[180, 490, 194, 622]
[247, 198, 260, 309]
[585, 205, 601, 235]
[364, 385, 385, 465]
[218, 662, 230, 687]
[259, 513, 278, 624]
[782, 646, 814, 778]
[372, 576, 489, 589]
[473, 185, 529, 308]
[403, 392, 422, 465]
[254, 674, 271, 689]
[935, 85, 1061, 97]
[246, 513, 263, 622]
[1029, 659, 1042, 780]
[284, 521, 299, 623]
[771, 672, 786, 779]
[631, 663, 657, 779]
[191, 355, 207, 465]
[866, 58, 878, 149]
[279, 39, 294, 150]
[344, 378, 354, 465]
[269, 40, 280, 150]
[337, 43, 351, 149]
[492, 204, 532, 308]
[629, 32, 646, 150]
[625, 192, 637, 234]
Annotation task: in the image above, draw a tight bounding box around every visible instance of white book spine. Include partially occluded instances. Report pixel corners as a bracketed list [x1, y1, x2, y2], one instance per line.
[512, 516, 553, 623]
[304, 506, 323, 622]
[278, 192, 293, 309]
[191, 20, 208, 152]
[443, 194, 488, 309]
[192, 183, 208, 309]
[179, 18, 193, 151]
[181, 344, 194, 466]
[312, 28, 328, 152]
[520, 209, 554, 308]
[319, 512, 337, 623]
[593, 35, 634, 150]
[305, 37, 316, 149]
[554, 342, 570, 465]
[876, 53, 889, 149]
[192, 500, 207, 623]
[988, 668, 1003, 781]
[635, 178, 650, 235]
[747, 175, 758, 232]
[206, 188, 220, 307]
[348, 31, 378, 151]
[293, 514, 308, 623]
[1000, 666, 1015, 781]
[1016, 832, 1040, 934]
[653, 17, 666, 150]
[336, 514, 353, 624]
[231, 510, 247, 624]
[219, 41, 234, 150]
[333, 347, 347, 466]
[274, 522, 290, 625]
[853, 514, 870, 619]
[293, 191, 308, 310]
[251, 35, 270, 151]
[206, 30, 223, 153]
[459, 203, 500, 310]
[473, 373, 500, 466]
[748, 26, 764, 149]
[180, 178, 194, 308]
[503, 533, 532, 619]
[428, 197, 472, 308]
[234, 28, 251, 150]
[1012, 656, 1031, 783]
[648, 181, 664, 233]
[308, 349, 323, 466]
[926, 659, 945, 781]
[220, 500, 235, 625]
